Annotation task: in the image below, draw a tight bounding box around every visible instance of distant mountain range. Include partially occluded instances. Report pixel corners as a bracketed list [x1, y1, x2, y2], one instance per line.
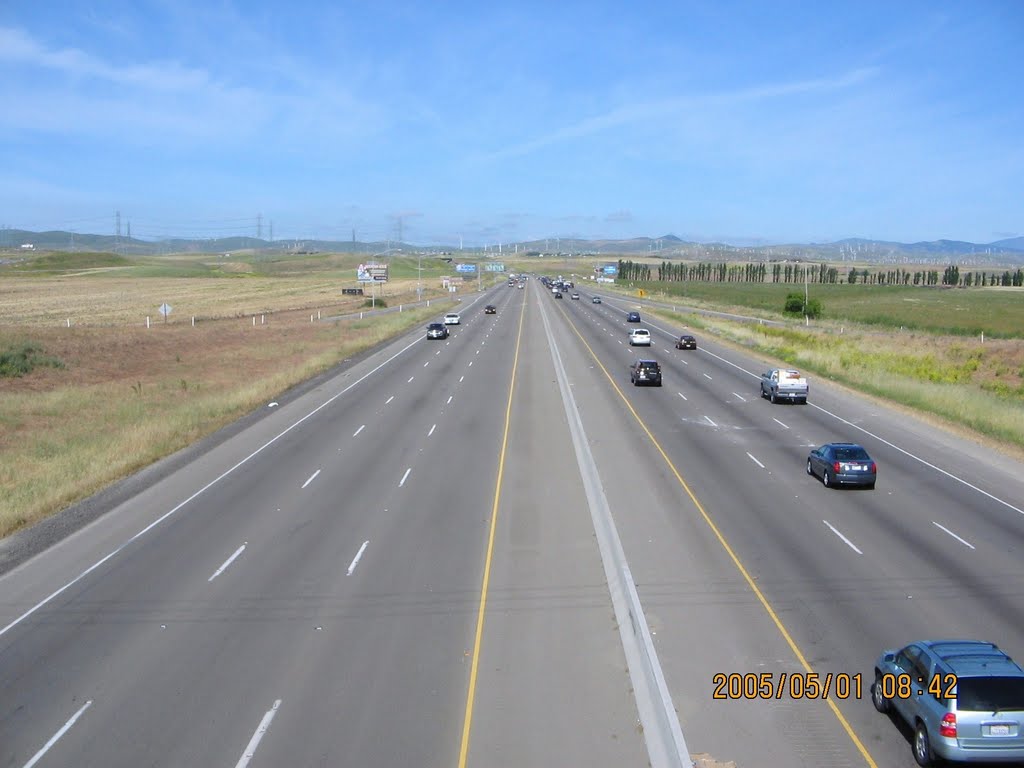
[2, 228, 1022, 265]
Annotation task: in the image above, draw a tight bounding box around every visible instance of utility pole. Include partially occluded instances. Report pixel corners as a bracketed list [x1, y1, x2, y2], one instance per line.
[115, 210, 121, 253]
[269, 221, 273, 243]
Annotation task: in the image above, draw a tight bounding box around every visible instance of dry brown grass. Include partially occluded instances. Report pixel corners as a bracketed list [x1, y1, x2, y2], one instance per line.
[0, 277, 458, 537]
[0, 276, 436, 325]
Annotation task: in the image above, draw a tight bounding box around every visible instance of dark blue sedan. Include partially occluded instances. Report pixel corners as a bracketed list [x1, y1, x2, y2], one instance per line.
[807, 442, 876, 489]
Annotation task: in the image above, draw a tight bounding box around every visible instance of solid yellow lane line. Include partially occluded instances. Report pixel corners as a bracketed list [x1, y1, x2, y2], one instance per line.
[557, 304, 879, 768]
[457, 293, 527, 768]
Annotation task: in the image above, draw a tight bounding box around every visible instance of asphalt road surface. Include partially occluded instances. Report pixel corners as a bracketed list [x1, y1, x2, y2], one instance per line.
[2, 279, 1023, 767]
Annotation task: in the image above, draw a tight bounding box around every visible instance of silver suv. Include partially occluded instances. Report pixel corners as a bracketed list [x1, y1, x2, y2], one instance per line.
[873, 640, 1024, 765]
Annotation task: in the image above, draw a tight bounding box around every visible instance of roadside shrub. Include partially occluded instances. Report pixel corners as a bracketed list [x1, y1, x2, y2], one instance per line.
[783, 293, 823, 318]
[0, 343, 65, 378]
[362, 298, 387, 308]
[784, 293, 804, 314]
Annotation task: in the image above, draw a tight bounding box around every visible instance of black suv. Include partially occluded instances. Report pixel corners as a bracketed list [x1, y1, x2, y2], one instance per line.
[630, 359, 662, 387]
[627, 311, 641, 322]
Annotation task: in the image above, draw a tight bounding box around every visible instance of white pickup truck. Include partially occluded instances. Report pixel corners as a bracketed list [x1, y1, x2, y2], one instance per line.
[760, 368, 808, 404]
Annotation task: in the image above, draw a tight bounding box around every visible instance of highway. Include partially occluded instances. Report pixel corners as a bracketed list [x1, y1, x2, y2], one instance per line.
[2, 278, 1024, 767]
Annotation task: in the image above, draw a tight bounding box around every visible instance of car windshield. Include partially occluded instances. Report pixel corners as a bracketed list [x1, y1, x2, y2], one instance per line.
[833, 447, 870, 461]
[956, 677, 1024, 711]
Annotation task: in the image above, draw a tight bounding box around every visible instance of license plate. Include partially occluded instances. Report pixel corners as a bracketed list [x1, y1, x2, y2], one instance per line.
[990, 724, 1011, 736]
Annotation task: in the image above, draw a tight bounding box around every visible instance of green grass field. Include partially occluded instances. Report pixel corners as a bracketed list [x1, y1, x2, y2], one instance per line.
[627, 281, 1024, 338]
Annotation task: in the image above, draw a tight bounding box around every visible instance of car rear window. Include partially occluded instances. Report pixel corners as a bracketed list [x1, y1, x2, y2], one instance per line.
[956, 677, 1024, 711]
[834, 447, 870, 461]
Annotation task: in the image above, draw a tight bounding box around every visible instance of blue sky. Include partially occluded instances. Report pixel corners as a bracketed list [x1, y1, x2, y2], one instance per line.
[1, 1, 1021, 246]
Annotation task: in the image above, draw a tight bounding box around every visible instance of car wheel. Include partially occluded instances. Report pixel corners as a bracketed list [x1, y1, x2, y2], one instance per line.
[799, 397, 807, 405]
[657, 381, 663, 387]
[867, 482, 876, 490]
[806, 459, 813, 476]
[913, 721, 934, 767]
[871, 673, 891, 713]
[770, 390, 777, 404]
[823, 470, 831, 488]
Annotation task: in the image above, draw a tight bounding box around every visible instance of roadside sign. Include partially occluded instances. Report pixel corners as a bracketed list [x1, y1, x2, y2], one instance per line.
[357, 263, 389, 283]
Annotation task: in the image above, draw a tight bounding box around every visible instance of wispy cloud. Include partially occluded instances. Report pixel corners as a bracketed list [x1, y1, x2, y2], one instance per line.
[481, 67, 880, 161]
[0, 26, 210, 90]
[0, 25, 381, 152]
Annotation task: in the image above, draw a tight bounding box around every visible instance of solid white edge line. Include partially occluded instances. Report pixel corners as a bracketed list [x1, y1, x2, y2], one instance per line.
[301, 469, 321, 489]
[347, 541, 370, 575]
[209, 543, 247, 582]
[235, 699, 282, 768]
[0, 332, 427, 639]
[808, 400, 1024, 516]
[932, 521, 976, 549]
[772, 418, 789, 429]
[746, 452, 765, 469]
[22, 700, 92, 768]
[823, 520, 863, 555]
[665, 332, 1023, 517]
[399, 467, 412, 487]
[353, 424, 365, 436]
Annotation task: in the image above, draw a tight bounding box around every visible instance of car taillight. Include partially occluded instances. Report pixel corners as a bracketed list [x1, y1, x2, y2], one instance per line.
[833, 461, 841, 473]
[940, 712, 957, 737]
[870, 462, 877, 473]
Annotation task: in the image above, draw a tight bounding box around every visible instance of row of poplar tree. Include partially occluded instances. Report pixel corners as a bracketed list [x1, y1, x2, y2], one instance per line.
[616, 260, 1024, 287]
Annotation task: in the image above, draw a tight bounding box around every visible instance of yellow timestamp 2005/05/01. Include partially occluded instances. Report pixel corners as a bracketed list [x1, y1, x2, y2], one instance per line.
[877, 672, 958, 700]
[711, 672, 863, 700]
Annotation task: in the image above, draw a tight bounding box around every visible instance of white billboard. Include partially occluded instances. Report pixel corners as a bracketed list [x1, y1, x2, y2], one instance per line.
[357, 263, 389, 283]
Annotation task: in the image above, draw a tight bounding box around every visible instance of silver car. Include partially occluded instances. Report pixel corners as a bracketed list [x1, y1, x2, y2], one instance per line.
[873, 640, 1024, 765]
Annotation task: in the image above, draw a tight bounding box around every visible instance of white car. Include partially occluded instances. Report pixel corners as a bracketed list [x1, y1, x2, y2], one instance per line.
[629, 329, 652, 346]
[443, 312, 461, 325]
